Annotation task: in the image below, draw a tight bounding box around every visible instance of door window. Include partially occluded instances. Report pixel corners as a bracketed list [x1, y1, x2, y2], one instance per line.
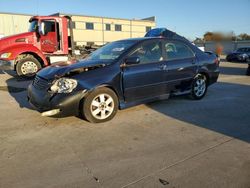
[164, 41, 194, 61]
[129, 40, 163, 64]
[43, 20, 56, 33]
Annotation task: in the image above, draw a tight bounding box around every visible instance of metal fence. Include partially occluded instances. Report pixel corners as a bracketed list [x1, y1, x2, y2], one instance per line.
[194, 41, 250, 54]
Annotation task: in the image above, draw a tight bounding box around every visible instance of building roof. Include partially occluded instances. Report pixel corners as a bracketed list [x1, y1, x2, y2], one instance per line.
[54, 13, 156, 23]
[0, 11, 156, 23]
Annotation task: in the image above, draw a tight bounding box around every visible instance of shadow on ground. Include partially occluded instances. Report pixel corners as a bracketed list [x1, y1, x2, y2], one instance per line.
[148, 81, 250, 143]
[1, 70, 33, 109]
[219, 65, 248, 76]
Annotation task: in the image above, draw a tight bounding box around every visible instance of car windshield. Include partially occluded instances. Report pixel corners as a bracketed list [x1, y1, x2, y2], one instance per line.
[87, 40, 137, 61]
[29, 20, 38, 32]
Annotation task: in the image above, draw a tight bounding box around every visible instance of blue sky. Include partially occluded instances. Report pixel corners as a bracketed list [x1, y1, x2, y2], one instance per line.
[0, 0, 249, 39]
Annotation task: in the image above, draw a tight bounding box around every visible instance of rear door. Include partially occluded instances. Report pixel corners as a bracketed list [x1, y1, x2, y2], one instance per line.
[162, 40, 197, 91]
[122, 39, 168, 102]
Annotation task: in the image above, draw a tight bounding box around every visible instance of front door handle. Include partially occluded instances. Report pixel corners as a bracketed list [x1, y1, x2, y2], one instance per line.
[159, 64, 168, 70]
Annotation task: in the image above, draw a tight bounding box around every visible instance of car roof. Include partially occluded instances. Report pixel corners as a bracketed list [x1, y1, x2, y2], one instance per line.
[116, 37, 190, 44]
[116, 37, 159, 42]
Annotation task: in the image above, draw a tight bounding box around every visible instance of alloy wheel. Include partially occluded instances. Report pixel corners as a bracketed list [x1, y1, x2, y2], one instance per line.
[194, 77, 206, 97]
[90, 93, 114, 120]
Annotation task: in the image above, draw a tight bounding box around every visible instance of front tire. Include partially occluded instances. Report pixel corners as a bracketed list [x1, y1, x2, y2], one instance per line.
[16, 55, 42, 78]
[82, 87, 118, 123]
[190, 74, 208, 100]
[226, 57, 231, 62]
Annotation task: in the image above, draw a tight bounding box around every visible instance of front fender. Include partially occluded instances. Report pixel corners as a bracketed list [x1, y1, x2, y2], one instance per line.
[0, 44, 49, 66]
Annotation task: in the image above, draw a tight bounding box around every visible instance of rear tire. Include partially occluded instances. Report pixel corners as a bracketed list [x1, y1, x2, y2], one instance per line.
[16, 55, 42, 78]
[190, 74, 208, 100]
[82, 87, 118, 123]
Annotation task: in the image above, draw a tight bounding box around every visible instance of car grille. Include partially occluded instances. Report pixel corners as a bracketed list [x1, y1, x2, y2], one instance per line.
[33, 76, 50, 90]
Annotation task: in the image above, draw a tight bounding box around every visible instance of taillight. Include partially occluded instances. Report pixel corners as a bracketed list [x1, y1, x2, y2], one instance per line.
[214, 57, 219, 65]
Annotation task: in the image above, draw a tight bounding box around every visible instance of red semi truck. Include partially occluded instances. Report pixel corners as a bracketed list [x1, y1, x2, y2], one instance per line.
[0, 15, 93, 77]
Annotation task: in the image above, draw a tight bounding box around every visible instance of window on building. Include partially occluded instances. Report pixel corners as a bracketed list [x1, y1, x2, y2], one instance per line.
[86, 22, 94, 30]
[106, 24, 111, 31]
[146, 26, 152, 32]
[115, 24, 122, 31]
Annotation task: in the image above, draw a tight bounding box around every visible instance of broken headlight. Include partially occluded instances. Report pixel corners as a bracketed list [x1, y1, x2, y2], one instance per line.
[50, 78, 77, 93]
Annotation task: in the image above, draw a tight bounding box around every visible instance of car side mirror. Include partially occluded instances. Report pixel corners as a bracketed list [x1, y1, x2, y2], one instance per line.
[39, 22, 46, 36]
[125, 57, 140, 65]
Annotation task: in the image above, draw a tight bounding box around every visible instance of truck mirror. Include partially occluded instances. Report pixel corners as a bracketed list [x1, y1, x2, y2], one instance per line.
[39, 22, 46, 36]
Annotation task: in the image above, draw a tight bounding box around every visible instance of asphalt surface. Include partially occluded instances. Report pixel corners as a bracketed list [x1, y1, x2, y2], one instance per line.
[0, 60, 250, 188]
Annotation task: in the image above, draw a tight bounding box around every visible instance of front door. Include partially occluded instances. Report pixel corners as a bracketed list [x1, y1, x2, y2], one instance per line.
[122, 39, 168, 102]
[40, 19, 58, 53]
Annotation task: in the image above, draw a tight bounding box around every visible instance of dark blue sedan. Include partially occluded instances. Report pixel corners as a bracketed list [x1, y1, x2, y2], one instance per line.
[226, 47, 250, 62]
[28, 35, 220, 123]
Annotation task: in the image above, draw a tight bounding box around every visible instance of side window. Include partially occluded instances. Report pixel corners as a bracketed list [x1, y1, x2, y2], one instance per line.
[86, 22, 94, 30]
[115, 24, 122, 31]
[164, 41, 194, 60]
[106, 24, 111, 31]
[146, 26, 152, 32]
[43, 20, 56, 32]
[129, 40, 163, 64]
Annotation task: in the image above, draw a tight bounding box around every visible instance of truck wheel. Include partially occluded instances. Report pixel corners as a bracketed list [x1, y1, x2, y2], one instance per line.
[82, 87, 118, 123]
[190, 74, 208, 100]
[16, 56, 42, 78]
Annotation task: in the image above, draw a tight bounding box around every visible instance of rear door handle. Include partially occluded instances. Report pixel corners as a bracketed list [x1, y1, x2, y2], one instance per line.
[159, 64, 168, 70]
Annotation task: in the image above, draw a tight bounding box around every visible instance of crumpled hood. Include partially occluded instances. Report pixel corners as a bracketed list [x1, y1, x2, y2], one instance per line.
[0, 32, 35, 52]
[37, 59, 112, 80]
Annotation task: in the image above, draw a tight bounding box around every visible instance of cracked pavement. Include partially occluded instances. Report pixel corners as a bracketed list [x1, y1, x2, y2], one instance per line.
[0, 60, 250, 188]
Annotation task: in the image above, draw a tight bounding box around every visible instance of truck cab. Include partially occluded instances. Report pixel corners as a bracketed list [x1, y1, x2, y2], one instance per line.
[0, 15, 74, 77]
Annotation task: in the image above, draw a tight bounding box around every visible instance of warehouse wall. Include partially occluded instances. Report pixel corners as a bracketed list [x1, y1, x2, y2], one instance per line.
[0, 13, 30, 37]
[70, 15, 156, 45]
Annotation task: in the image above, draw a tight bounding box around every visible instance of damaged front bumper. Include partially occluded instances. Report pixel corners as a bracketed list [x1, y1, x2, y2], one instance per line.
[0, 59, 14, 70]
[27, 84, 88, 117]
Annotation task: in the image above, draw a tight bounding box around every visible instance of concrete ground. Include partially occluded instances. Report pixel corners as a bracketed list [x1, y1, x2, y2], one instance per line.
[0, 60, 249, 188]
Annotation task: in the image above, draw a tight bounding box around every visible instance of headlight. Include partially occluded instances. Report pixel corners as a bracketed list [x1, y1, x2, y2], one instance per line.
[50, 78, 77, 93]
[239, 53, 248, 58]
[0, 52, 11, 59]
